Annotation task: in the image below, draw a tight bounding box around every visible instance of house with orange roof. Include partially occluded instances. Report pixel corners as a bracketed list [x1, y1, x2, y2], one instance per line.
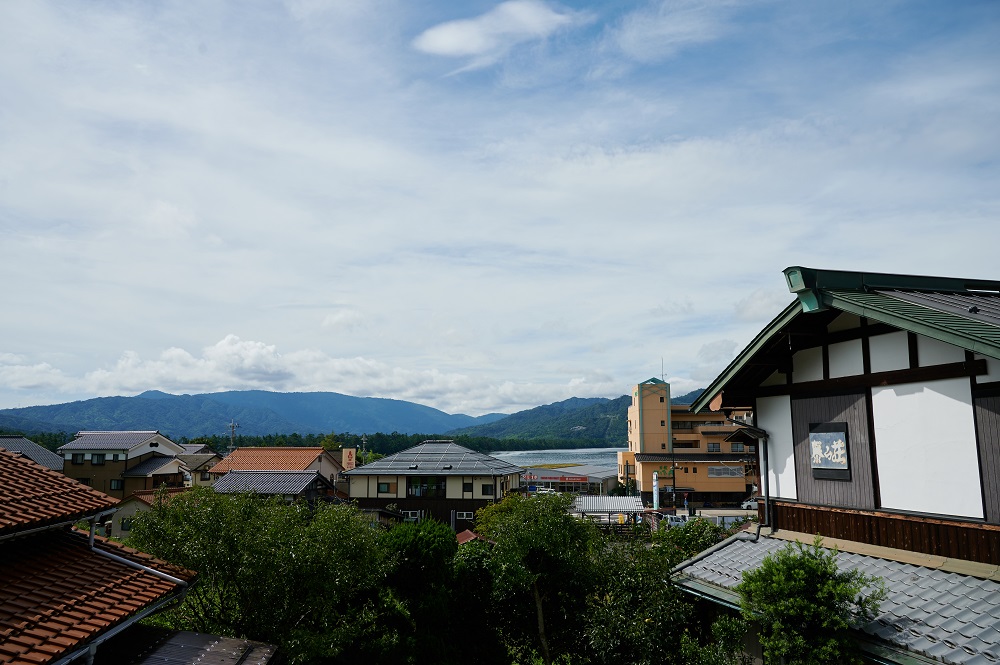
[209, 447, 343, 485]
[0, 448, 196, 664]
[110, 487, 191, 540]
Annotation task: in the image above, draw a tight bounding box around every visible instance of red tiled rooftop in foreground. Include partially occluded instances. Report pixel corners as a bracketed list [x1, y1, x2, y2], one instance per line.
[0, 529, 196, 665]
[0, 449, 118, 537]
[209, 447, 325, 474]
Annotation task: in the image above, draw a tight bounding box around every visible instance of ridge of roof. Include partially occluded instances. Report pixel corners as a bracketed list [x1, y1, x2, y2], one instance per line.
[343, 440, 524, 476]
[209, 447, 328, 474]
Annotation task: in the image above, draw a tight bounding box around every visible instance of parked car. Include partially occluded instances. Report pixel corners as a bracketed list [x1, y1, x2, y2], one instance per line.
[740, 498, 759, 510]
[535, 487, 557, 495]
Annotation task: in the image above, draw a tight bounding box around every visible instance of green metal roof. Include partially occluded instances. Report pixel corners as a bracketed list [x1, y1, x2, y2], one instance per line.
[691, 266, 1000, 413]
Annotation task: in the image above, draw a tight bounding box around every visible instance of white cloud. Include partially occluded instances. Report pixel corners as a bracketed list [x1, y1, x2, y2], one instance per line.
[608, 0, 739, 64]
[413, 0, 580, 70]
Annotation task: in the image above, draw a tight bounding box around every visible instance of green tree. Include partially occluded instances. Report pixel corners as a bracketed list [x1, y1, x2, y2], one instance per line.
[652, 517, 739, 566]
[737, 537, 887, 665]
[585, 539, 693, 665]
[127, 487, 401, 664]
[476, 494, 603, 665]
[678, 616, 752, 665]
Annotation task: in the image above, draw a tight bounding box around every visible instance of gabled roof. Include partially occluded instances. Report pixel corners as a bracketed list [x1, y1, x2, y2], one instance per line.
[212, 470, 333, 495]
[673, 533, 1000, 665]
[58, 430, 173, 452]
[178, 443, 213, 455]
[0, 449, 118, 537]
[176, 453, 222, 472]
[0, 436, 64, 471]
[0, 529, 196, 664]
[122, 455, 185, 478]
[209, 447, 327, 474]
[343, 441, 525, 477]
[692, 266, 1000, 413]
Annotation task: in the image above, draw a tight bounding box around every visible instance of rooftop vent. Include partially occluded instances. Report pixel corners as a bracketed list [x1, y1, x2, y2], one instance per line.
[409, 464, 418, 469]
[442, 464, 453, 470]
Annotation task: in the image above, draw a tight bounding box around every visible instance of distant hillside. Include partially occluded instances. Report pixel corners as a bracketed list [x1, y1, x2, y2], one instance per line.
[671, 389, 704, 405]
[0, 390, 505, 440]
[448, 396, 630, 446]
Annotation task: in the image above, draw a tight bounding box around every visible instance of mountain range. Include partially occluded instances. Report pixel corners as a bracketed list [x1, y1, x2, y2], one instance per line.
[0, 388, 704, 442]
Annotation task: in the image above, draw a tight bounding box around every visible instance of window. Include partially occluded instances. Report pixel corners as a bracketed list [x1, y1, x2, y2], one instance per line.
[91, 453, 105, 466]
[407, 476, 446, 498]
[110, 479, 124, 491]
[660, 420, 666, 426]
[456, 511, 474, 520]
[482, 484, 495, 496]
[77, 478, 91, 486]
[120, 517, 133, 532]
[731, 442, 745, 453]
[200, 471, 211, 481]
[661, 443, 666, 450]
[683, 467, 689, 473]
[462, 481, 473, 493]
[674, 421, 693, 430]
[707, 443, 721, 452]
[71, 453, 85, 465]
[377, 482, 391, 493]
[659, 396, 665, 402]
[708, 466, 745, 478]
[674, 442, 699, 449]
[111, 454, 120, 462]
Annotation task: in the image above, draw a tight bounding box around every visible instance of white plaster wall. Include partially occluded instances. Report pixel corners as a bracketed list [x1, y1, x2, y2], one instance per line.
[756, 395, 796, 500]
[872, 377, 982, 518]
[869, 331, 909, 373]
[918, 334, 965, 366]
[975, 354, 1000, 382]
[349, 476, 369, 498]
[829, 339, 864, 378]
[793, 347, 823, 383]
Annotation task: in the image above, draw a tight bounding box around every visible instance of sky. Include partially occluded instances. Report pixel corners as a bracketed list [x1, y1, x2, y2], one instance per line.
[2, 1, 999, 418]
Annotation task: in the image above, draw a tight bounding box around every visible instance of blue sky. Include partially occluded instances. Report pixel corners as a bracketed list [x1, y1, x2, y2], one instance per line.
[1, 0, 998, 417]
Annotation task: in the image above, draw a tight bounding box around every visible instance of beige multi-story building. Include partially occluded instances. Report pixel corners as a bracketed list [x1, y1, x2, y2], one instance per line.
[57, 430, 188, 499]
[618, 378, 757, 508]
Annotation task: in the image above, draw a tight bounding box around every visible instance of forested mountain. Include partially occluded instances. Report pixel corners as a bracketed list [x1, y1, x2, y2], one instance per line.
[0, 388, 706, 448]
[0, 390, 505, 440]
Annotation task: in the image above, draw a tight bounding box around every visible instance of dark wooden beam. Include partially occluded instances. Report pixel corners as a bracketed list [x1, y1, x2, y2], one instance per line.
[754, 359, 988, 398]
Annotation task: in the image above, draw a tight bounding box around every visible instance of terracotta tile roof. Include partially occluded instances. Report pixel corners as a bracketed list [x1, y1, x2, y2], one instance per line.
[125, 488, 190, 507]
[0, 449, 118, 538]
[209, 447, 325, 474]
[0, 529, 196, 665]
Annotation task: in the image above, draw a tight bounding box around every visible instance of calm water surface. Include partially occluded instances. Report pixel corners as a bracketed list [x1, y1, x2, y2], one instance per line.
[490, 447, 624, 468]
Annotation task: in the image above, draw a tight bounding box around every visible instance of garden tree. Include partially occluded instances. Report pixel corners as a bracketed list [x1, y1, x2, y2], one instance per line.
[737, 537, 887, 665]
[678, 616, 752, 665]
[585, 539, 693, 665]
[475, 493, 603, 665]
[380, 519, 460, 664]
[652, 517, 747, 567]
[451, 539, 509, 665]
[127, 487, 403, 664]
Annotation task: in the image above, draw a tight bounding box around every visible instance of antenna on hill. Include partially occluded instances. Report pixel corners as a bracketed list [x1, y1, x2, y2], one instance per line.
[228, 419, 239, 456]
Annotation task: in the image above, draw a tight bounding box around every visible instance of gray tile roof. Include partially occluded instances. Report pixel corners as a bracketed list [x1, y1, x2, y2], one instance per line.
[122, 455, 181, 477]
[177, 453, 221, 471]
[572, 496, 644, 514]
[344, 441, 525, 477]
[674, 536, 1000, 665]
[59, 431, 161, 451]
[179, 443, 213, 455]
[0, 436, 64, 471]
[212, 470, 331, 495]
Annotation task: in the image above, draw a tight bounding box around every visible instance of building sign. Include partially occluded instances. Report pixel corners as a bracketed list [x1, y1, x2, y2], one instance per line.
[809, 422, 850, 480]
[342, 447, 356, 471]
[557, 476, 588, 483]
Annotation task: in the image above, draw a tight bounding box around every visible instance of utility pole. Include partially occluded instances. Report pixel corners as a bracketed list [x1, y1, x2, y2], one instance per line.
[228, 419, 239, 456]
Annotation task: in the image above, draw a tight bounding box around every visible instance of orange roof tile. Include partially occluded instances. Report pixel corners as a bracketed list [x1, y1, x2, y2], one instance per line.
[209, 447, 325, 474]
[0, 529, 196, 665]
[125, 487, 191, 507]
[0, 450, 118, 537]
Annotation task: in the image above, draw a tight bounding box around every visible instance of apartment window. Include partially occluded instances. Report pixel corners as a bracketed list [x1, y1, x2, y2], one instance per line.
[71, 453, 85, 465]
[77, 478, 91, 486]
[482, 484, 495, 496]
[661, 443, 666, 450]
[91, 453, 106, 466]
[683, 467, 689, 473]
[377, 482, 391, 494]
[692, 467, 698, 473]
[462, 481, 473, 493]
[707, 443, 721, 453]
[748, 445, 757, 453]
[659, 396, 665, 402]
[200, 471, 211, 481]
[111, 454, 120, 462]
[674, 421, 693, 430]
[456, 511, 474, 520]
[121, 518, 133, 532]
[660, 420, 666, 426]
[110, 479, 124, 491]
[674, 442, 698, 449]
[731, 443, 745, 453]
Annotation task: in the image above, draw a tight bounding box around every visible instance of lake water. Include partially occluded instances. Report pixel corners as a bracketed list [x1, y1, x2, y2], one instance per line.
[490, 447, 624, 468]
